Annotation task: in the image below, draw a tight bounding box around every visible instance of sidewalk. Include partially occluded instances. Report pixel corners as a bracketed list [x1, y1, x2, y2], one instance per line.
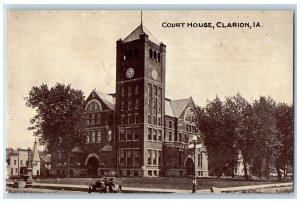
[6, 181, 292, 194]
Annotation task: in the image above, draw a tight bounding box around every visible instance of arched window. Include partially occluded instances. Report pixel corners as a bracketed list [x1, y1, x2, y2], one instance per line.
[85, 99, 102, 112]
[184, 107, 194, 123]
[149, 49, 153, 58]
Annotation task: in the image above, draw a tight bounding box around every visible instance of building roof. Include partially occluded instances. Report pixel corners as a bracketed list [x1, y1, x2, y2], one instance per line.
[99, 144, 113, 152]
[40, 154, 51, 163]
[70, 146, 85, 154]
[95, 91, 115, 110]
[123, 24, 160, 44]
[170, 98, 193, 118]
[165, 99, 175, 117]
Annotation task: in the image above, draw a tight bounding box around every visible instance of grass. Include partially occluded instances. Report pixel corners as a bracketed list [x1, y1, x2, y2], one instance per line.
[34, 177, 291, 190]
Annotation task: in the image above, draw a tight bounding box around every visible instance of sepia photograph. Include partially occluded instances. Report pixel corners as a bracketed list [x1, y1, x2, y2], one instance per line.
[4, 8, 294, 196]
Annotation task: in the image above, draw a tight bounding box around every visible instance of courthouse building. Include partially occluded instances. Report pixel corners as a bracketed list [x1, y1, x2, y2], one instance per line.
[51, 22, 209, 177]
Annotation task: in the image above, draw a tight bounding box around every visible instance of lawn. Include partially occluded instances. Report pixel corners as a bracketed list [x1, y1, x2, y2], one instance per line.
[34, 177, 291, 190]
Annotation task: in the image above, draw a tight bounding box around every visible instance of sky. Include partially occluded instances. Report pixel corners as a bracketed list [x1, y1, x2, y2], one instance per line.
[6, 10, 293, 149]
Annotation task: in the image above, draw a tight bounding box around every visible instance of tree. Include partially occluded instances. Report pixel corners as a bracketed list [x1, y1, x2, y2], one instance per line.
[194, 96, 239, 178]
[26, 83, 86, 178]
[252, 96, 278, 179]
[225, 93, 256, 179]
[274, 103, 293, 180]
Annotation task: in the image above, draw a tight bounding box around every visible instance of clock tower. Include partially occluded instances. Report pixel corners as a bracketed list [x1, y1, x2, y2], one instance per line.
[115, 24, 166, 177]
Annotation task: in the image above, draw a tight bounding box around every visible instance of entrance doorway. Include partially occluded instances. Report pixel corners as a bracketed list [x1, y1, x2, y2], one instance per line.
[185, 157, 195, 176]
[87, 156, 99, 176]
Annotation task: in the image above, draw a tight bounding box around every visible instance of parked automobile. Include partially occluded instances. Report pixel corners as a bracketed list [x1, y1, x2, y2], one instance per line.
[88, 177, 122, 193]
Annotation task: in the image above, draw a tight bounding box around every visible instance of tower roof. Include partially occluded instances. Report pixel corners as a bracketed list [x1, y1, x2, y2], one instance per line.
[32, 138, 40, 162]
[123, 24, 159, 44]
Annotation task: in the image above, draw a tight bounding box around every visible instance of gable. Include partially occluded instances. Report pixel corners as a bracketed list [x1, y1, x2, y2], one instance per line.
[85, 90, 115, 111]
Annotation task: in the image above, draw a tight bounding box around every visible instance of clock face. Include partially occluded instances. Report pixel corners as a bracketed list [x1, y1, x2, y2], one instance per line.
[126, 68, 134, 79]
[152, 69, 158, 80]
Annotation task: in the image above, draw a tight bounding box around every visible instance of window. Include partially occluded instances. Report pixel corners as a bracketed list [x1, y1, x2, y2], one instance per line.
[148, 150, 152, 165]
[20, 160, 23, 165]
[200, 153, 203, 168]
[107, 130, 112, 142]
[153, 150, 157, 165]
[119, 128, 125, 141]
[158, 130, 162, 141]
[121, 115, 125, 125]
[158, 102, 161, 113]
[158, 151, 162, 165]
[127, 149, 133, 165]
[91, 114, 95, 125]
[179, 151, 183, 165]
[148, 128, 152, 141]
[128, 100, 132, 110]
[153, 86, 157, 97]
[121, 87, 125, 97]
[148, 170, 152, 176]
[119, 149, 125, 165]
[185, 134, 188, 143]
[134, 113, 139, 124]
[179, 133, 182, 142]
[86, 134, 90, 143]
[135, 84, 138, 95]
[121, 100, 124, 111]
[148, 84, 152, 96]
[153, 115, 157, 125]
[154, 51, 157, 60]
[11, 168, 13, 174]
[15, 168, 18, 173]
[169, 131, 172, 141]
[95, 102, 99, 110]
[153, 100, 157, 111]
[158, 88, 162, 98]
[169, 120, 172, 128]
[91, 131, 95, 143]
[148, 114, 151, 124]
[149, 49, 153, 58]
[96, 113, 101, 124]
[135, 98, 139, 109]
[158, 117, 162, 126]
[174, 133, 178, 142]
[133, 149, 139, 165]
[97, 131, 101, 143]
[128, 114, 132, 124]
[133, 128, 139, 140]
[14, 160, 17, 165]
[127, 128, 132, 140]
[128, 86, 131, 97]
[147, 99, 151, 109]
[153, 129, 157, 141]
